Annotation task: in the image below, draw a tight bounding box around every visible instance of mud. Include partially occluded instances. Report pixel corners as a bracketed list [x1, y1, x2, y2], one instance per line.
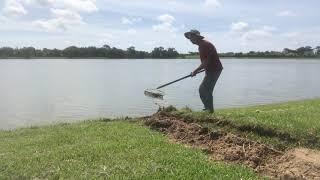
[145, 112, 320, 179]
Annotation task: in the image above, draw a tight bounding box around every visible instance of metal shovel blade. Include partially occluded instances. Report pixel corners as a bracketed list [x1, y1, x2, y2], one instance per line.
[144, 89, 164, 99]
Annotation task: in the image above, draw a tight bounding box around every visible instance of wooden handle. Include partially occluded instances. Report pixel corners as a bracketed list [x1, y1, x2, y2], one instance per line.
[156, 69, 205, 89]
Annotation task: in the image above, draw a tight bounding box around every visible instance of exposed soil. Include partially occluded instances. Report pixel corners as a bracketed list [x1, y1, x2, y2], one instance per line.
[145, 112, 320, 179]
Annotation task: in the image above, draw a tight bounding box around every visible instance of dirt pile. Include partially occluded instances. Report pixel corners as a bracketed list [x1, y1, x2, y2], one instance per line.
[145, 112, 320, 179]
[266, 148, 320, 179]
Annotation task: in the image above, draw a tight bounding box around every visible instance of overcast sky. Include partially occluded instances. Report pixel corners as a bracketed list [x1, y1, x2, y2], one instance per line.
[0, 0, 319, 53]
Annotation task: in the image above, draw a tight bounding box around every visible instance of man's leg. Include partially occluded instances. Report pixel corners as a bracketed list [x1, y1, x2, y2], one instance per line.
[199, 75, 212, 111]
[199, 71, 222, 113]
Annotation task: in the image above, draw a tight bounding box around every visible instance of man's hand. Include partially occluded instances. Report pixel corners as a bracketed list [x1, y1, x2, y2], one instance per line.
[191, 70, 198, 77]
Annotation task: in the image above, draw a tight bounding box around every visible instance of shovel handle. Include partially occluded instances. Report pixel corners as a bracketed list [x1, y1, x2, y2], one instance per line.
[156, 69, 205, 89]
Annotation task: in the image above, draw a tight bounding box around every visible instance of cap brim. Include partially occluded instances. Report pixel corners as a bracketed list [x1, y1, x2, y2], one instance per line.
[184, 32, 204, 39]
[184, 32, 192, 39]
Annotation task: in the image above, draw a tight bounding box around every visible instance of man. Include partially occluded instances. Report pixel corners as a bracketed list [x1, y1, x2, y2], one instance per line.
[184, 29, 223, 113]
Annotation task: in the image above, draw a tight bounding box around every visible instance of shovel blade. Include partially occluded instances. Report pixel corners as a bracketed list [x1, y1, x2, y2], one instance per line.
[144, 90, 164, 99]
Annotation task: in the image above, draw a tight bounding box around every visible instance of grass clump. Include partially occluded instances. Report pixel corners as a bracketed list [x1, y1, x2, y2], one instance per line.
[169, 99, 320, 149]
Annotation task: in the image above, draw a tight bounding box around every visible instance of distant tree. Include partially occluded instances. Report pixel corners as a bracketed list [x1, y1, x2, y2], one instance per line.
[63, 46, 80, 58]
[126, 46, 137, 58]
[0, 47, 14, 57]
[95, 47, 107, 57]
[234, 52, 243, 57]
[103, 44, 111, 50]
[151, 47, 165, 58]
[167, 48, 179, 58]
[315, 46, 320, 55]
[35, 49, 43, 57]
[18, 47, 36, 58]
[150, 47, 179, 58]
[108, 47, 125, 58]
[86, 46, 98, 57]
[188, 52, 198, 56]
[51, 48, 62, 57]
[296, 46, 314, 56]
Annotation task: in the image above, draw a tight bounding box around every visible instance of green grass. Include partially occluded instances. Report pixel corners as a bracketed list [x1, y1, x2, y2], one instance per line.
[2, 99, 319, 179]
[0, 120, 257, 179]
[169, 99, 320, 149]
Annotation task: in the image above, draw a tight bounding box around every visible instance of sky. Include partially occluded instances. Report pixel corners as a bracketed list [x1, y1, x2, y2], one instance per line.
[0, 0, 319, 53]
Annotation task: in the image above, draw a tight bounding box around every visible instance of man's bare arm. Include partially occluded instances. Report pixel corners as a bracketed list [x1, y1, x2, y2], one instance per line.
[191, 58, 209, 76]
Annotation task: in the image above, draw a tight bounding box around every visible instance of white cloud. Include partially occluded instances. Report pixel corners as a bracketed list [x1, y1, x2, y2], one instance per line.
[32, 8, 84, 32]
[59, 0, 98, 13]
[127, 28, 137, 35]
[27, 0, 98, 32]
[100, 0, 221, 17]
[262, 25, 277, 32]
[152, 14, 177, 32]
[242, 29, 272, 42]
[2, 0, 27, 17]
[157, 14, 175, 24]
[0, 15, 9, 23]
[51, 8, 83, 20]
[153, 23, 176, 32]
[100, 33, 115, 39]
[25, 0, 54, 6]
[121, 17, 131, 25]
[282, 32, 300, 38]
[166, 0, 221, 15]
[277, 10, 297, 17]
[22, 0, 97, 12]
[229, 21, 275, 46]
[121, 17, 142, 25]
[231, 21, 249, 32]
[204, 0, 221, 9]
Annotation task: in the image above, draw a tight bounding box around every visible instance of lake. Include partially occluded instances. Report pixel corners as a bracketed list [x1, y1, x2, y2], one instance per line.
[1, 58, 320, 130]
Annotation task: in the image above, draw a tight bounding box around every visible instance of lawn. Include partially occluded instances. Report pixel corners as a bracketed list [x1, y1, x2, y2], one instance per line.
[0, 120, 257, 179]
[1, 99, 319, 179]
[170, 99, 320, 149]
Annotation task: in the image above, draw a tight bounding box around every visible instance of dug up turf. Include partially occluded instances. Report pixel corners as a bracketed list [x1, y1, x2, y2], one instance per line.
[144, 112, 320, 179]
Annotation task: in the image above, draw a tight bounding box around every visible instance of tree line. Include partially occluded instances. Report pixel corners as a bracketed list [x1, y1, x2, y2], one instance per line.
[0, 45, 319, 59]
[0, 45, 179, 59]
[218, 46, 320, 58]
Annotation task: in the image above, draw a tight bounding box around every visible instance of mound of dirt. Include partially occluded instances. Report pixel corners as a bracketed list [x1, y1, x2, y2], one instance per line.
[266, 148, 320, 179]
[145, 112, 320, 179]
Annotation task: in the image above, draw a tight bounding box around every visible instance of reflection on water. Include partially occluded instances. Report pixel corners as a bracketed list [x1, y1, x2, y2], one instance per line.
[0, 59, 320, 130]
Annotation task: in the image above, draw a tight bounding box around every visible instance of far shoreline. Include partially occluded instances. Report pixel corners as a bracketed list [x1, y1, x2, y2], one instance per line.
[1, 57, 320, 60]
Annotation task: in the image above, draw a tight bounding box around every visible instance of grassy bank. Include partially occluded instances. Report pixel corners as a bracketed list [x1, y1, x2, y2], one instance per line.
[169, 99, 320, 149]
[1, 99, 319, 179]
[0, 120, 257, 179]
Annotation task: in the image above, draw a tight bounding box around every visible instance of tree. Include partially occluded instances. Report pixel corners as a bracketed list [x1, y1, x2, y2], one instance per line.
[0, 47, 14, 57]
[103, 44, 111, 50]
[151, 47, 179, 58]
[18, 47, 36, 58]
[296, 46, 314, 56]
[166, 48, 179, 58]
[86, 46, 98, 57]
[315, 46, 320, 55]
[151, 47, 165, 58]
[126, 46, 137, 58]
[108, 47, 125, 58]
[62, 46, 80, 58]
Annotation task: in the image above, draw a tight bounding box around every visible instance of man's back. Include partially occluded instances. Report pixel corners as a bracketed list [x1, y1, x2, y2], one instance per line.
[198, 40, 223, 72]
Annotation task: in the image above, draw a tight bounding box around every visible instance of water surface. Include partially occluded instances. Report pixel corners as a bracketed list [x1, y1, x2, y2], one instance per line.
[0, 58, 319, 130]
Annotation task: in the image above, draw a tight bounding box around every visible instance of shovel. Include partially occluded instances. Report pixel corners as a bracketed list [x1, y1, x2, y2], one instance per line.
[144, 69, 205, 99]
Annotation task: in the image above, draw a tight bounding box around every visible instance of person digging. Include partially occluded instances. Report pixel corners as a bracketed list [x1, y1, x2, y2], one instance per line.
[185, 29, 223, 113]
